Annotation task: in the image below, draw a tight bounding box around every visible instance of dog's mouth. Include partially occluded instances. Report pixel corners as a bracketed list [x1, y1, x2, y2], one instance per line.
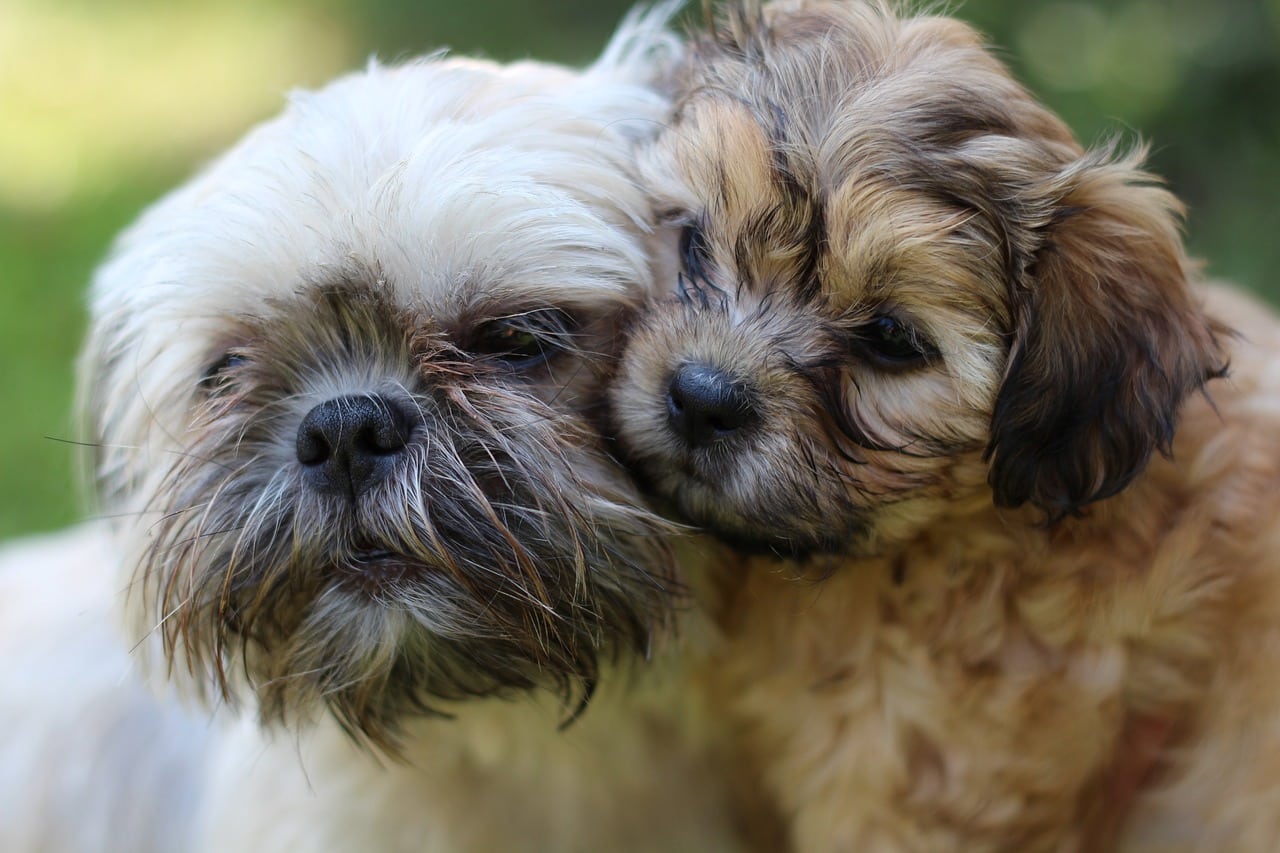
[333, 546, 436, 595]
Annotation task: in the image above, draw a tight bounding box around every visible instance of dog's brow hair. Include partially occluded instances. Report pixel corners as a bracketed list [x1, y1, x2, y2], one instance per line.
[759, 93, 830, 299]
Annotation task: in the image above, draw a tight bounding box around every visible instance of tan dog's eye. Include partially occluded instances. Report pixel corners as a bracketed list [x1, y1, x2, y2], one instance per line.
[852, 316, 937, 370]
[678, 222, 712, 283]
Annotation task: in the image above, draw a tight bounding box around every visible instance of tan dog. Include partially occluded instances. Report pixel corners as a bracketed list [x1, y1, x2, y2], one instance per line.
[0, 9, 750, 851]
[611, 1, 1280, 849]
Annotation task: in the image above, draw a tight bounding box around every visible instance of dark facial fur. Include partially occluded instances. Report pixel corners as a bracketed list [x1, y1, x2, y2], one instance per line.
[110, 280, 674, 749]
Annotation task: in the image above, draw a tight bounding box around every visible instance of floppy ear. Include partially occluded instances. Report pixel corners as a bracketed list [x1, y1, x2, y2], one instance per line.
[985, 149, 1227, 521]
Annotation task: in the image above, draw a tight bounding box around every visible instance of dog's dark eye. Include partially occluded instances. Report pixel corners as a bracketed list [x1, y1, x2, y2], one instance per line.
[471, 309, 573, 368]
[679, 222, 712, 283]
[473, 324, 544, 362]
[200, 352, 249, 389]
[853, 315, 937, 369]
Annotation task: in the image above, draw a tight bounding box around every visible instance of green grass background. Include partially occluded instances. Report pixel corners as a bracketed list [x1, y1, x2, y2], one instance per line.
[2, 0, 1277, 540]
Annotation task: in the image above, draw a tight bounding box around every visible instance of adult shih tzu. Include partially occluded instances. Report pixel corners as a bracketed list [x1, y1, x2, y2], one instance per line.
[0, 8, 749, 852]
[612, 1, 1280, 849]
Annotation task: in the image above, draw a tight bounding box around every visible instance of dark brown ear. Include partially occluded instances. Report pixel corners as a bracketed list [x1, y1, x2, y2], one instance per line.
[985, 150, 1227, 521]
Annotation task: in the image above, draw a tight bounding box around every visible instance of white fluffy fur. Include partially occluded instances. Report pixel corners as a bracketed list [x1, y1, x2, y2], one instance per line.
[0, 525, 210, 852]
[0, 10, 744, 851]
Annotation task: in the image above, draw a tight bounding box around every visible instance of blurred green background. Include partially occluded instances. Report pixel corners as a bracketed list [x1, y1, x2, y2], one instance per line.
[1, 0, 1277, 540]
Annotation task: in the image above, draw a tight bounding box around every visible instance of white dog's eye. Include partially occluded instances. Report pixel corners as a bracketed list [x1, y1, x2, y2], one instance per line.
[472, 323, 545, 363]
[199, 352, 249, 389]
[852, 315, 937, 370]
[469, 309, 573, 369]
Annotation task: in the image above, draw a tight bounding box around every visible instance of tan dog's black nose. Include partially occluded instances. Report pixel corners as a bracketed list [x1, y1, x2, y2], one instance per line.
[296, 394, 412, 497]
[666, 364, 758, 448]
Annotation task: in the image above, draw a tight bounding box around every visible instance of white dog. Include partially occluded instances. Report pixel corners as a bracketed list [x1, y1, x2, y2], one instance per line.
[0, 9, 745, 851]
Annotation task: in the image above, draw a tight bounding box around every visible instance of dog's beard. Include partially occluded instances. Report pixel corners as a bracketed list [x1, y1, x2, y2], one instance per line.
[132, 284, 676, 751]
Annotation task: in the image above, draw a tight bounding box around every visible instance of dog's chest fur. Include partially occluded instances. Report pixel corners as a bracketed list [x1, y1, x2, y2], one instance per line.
[194, 619, 742, 853]
[708, 285, 1280, 851]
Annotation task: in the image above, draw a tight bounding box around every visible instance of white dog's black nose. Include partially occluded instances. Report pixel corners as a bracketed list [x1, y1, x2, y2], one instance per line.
[296, 395, 412, 497]
[666, 364, 758, 448]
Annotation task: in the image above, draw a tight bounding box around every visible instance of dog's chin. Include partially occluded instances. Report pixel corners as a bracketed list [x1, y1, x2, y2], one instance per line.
[649, 469, 871, 560]
[162, 489, 674, 752]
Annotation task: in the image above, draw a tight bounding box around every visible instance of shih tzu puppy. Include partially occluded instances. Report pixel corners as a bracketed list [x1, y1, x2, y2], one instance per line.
[612, 1, 1280, 849]
[0, 8, 749, 852]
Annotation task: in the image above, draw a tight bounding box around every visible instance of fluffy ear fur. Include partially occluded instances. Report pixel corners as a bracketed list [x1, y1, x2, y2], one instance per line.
[986, 149, 1228, 521]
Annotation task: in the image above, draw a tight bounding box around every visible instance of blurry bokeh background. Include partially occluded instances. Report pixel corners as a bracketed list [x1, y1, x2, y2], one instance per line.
[1, 0, 1277, 539]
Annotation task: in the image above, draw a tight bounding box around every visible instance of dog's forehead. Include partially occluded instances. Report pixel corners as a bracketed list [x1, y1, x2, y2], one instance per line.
[663, 97, 976, 312]
[99, 55, 655, 331]
[658, 9, 1065, 318]
[295, 62, 650, 304]
[658, 101, 787, 229]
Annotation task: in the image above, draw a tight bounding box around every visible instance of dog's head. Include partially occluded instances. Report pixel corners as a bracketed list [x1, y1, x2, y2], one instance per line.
[83, 13, 680, 749]
[611, 0, 1226, 558]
